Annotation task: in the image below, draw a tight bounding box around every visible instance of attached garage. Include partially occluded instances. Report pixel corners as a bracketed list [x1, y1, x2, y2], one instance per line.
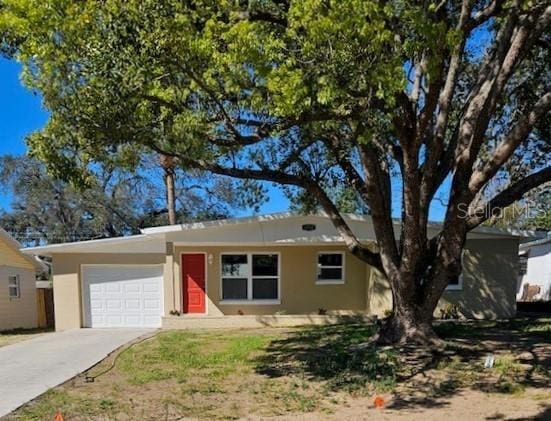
[82, 265, 163, 328]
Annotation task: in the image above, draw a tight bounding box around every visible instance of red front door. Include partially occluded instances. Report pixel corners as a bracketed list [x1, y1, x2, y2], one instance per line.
[182, 254, 206, 313]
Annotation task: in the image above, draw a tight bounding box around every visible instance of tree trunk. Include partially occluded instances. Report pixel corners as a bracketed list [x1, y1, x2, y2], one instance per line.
[159, 154, 177, 225]
[376, 299, 440, 346]
[373, 267, 454, 346]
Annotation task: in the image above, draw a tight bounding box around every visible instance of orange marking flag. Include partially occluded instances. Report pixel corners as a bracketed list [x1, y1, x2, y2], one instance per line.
[373, 395, 385, 409]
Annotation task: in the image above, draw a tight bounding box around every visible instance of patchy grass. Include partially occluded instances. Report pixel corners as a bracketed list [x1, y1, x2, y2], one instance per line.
[0, 327, 53, 348]
[118, 330, 271, 385]
[9, 318, 551, 420]
[434, 317, 551, 340]
[255, 323, 398, 393]
[15, 390, 123, 420]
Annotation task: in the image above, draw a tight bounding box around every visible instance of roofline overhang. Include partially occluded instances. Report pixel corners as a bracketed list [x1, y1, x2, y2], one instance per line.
[21, 233, 164, 256]
[22, 212, 538, 256]
[141, 211, 535, 239]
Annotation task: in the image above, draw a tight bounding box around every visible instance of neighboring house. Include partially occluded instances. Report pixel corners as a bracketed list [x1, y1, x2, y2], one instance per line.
[0, 228, 41, 330]
[517, 235, 551, 302]
[23, 213, 527, 331]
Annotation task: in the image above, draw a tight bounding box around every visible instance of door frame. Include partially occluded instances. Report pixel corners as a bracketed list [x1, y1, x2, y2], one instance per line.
[80, 264, 165, 328]
[180, 252, 208, 315]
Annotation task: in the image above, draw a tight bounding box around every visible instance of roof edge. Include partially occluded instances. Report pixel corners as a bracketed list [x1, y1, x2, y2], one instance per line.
[22, 233, 154, 255]
[140, 211, 535, 238]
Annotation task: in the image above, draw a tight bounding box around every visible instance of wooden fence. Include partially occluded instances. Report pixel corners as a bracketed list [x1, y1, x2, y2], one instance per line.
[36, 288, 55, 328]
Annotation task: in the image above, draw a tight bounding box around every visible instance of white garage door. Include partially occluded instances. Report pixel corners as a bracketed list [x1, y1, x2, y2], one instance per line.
[83, 265, 163, 328]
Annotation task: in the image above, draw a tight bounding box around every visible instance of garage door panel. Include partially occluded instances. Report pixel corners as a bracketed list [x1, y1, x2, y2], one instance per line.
[143, 315, 160, 325]
[143, 299, 160, 309]
[90, 299, 103, 309]
[125, 299, 140, 309]
[106, 300, 122, 310]
[106, 284, 122, 293]
[91, 315, 105, 325]
[124, 284, 140, 293]
[105, 315, 123, 325]
[83, 265, 163, 328]
[125, 315, 141, 325]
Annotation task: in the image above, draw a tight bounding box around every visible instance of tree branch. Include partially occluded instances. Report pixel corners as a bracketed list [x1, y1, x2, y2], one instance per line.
[466, 0, 506, 31]
[420, 0, 472, 216]
[149, 141, 384, 270]
[466, 166, 551, 229]
[468, 91, 551, 194]
[358, 143, 400, 268]
[303, 180, 383, 271]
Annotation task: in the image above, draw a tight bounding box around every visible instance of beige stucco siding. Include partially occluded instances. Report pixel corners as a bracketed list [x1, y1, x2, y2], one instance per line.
[51, 253, 165, 331]
[368, 238, 519, 319]
[173, 245, 370, 316]
[442, 238, 518, 318]
[0, 266, 37, 330]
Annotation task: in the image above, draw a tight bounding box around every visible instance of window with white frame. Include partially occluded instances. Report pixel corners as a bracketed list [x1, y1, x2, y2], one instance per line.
[8, 275, 20, 299]
[446, 251, 465, 291]
[221, 253, 279, 302]
[317, 252, 345, 284]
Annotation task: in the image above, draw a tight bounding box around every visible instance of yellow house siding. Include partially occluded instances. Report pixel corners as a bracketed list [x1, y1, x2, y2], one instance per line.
[174, 245, 369, 316]
[0, 266, 37, 330]
[441, 238, 519, 319]
[0, 239, 35, 270]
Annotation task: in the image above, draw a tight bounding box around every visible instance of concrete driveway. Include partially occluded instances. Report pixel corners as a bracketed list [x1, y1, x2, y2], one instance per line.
[0, 328, 154, 417]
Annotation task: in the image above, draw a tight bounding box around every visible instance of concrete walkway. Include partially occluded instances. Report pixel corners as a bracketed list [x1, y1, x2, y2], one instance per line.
[0, 328, 154, 417]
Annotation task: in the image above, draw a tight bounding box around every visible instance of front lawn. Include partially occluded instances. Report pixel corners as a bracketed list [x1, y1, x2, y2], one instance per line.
[9, 318, 551, 420]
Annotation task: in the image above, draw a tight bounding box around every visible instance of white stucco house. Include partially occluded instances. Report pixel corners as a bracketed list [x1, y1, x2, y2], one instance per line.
[517, 234, 551, 301]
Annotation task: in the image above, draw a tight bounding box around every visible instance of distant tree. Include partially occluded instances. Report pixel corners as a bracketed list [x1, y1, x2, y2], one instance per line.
[0, 155, 244, 245]
[521, 188, 551, 230]
[2, 0, 549, 344]
[483, 187, 550, 230]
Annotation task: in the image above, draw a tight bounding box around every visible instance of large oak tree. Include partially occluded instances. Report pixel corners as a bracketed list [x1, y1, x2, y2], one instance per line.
[1, 0, 549, 343]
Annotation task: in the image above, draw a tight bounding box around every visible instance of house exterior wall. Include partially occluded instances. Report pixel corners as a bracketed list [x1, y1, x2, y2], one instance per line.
[51, 253, 165, 331]
[517, 242, 551, 301]
[0, 266, 37, 330]
[173, 245, 370, 316]
[0, 236, 37, 330]
[50, 238, 519, 330]
[367, 238, 519, 319]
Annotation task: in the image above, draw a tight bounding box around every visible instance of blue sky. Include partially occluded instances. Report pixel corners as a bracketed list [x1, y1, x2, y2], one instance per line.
[0, 58, 291, 215]
[0, 59, 48, 156]
[0, 57, 447, 220]
[0, 58, 49, 211]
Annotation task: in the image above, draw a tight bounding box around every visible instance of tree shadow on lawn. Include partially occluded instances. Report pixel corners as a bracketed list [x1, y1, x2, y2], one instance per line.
[254, 318, 550, 411]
